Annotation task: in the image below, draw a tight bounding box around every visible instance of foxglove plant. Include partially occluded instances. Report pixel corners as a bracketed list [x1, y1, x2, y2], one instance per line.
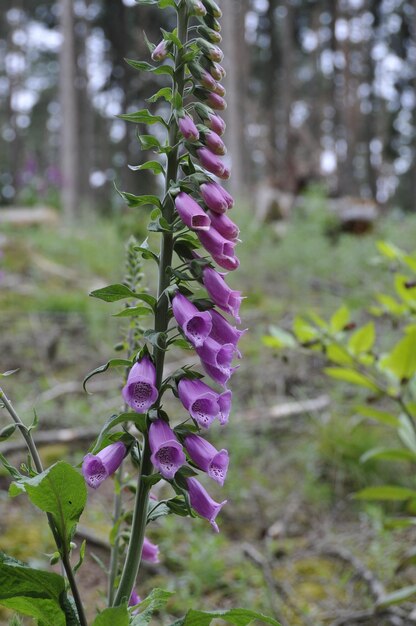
[0, 2, 279, 625]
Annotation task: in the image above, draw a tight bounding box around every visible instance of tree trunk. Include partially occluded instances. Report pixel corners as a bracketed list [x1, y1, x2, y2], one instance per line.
[59, 0, 79, 222]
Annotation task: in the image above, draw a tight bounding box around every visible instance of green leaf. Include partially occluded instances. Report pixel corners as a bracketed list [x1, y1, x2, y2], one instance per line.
[355, 405, 400, 428]
[375, 293, 406, 316]
[117, 189, 161, 209]
[90, 283, 138, 302]
[169, 608, 281, 626]
[293, 316, 318, 343]
[73, 539, 86, 575]
[354, 485, 416, 501]
[83, 358, 132, 392]
[138, 135, 162, 151]
[132, 160, 165, 176]
[92, 604, 129, 626]
[394, 274, 416, 306]
[112, 306, 152, 318]
[376, 240, 403, 261]
[144, 330, 167, 350]
[125, 58, 173, 76]
[324, 368, 380, 391]
[262, 326, 296, 350]
[146, 87, 173, 104]
[0, 424, 16, 441]
[377, 585, 416, 608]
[11, 462, 87, 551]
[93, 412, 147, 452]
[118, 109, 166, 126]
[326, 344, 353, 366]
[348, 322, 375, 355]
[0, 552, 67, 626]
[381, 329, 416, 381]
[131, 589, 173, 626]
[330, 305, 350, 332]
[360, 447, 416, 463]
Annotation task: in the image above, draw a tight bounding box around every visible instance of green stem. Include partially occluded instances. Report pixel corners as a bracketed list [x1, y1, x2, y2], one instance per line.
[108, 462, 124, 605]
[0, 388, 88, 626]
[112, 6, 189, 606]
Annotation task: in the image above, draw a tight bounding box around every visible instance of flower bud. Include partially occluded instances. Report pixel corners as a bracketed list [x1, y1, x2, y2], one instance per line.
[196, 38, 223, 63]
[208, 113, 226, 135]
[189, 63, 217, 90]
[200, 57, 225, 81]
[203, 130, 226, 155]
[151, 40, 169, 62]
[208, 211, 239, 240]
[178, 114, 199, 141]
[201, 0, 222, 18]
[197, 25, 222, 44]
[213, 81, 226, 97]
[200, 181, 228, 213]
[186, 0, 207, 15]
[203, 13, 221, 33]
[197, 147, 227, 177]
[194, 87, 226, 111]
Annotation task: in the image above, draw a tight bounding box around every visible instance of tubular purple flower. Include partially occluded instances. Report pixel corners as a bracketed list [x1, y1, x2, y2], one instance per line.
[178, 377, 221, 428]
[197, 147, 227, 177]
[172, 292, 212, 347]
[196, 338, 237, 387]
[186, 477, 227, 532]
[151, 40, 169, 62]
[175, 192, 211, 231]
[204, 131, 226, 155]
[178, 115, 199, 141]
[203, 266, 242, 322]
[209, 309, 245, 355]
[122, 356, 158, 413]
[149, 419, 186, 480]
[212, 252, 240, 271]
[82, 442, 126, 489]
[198, 226, 236, 259]
[129, 590, 141, 608]
[200, 182, 228, 214]
[207, 211, 239, 240]
[142, 537, 160, 563]
[202, 361, 237, 386]
[184, 434, 229, 486]
[218, 389, 232, 425]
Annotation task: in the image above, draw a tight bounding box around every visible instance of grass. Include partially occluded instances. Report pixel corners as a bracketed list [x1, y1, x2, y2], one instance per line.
[2, 198, 416, 623]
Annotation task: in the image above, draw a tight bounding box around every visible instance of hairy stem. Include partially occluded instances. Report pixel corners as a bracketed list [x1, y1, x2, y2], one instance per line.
[0, 388, 88, 626]
[112, 6, 189, 606]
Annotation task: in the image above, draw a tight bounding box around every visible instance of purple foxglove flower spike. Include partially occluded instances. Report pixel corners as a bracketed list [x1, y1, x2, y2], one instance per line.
[175, 192, 210, 231]
[172, 292, 212, 347]
[82, 442, 126, 489]
[200, 182, 228, 214]
[209, 309, 245, 356]
[186, 477, 227, 532]
[208, 211, 239, 241]
[178, 115, 199, 141]
[149, 419, 186, 480]
[197, 226, 236, 259]
[204, 131, 226, 156]
[212, 253, 240, 271]
[152, 40, 169, 62]
[178, 377, 222, 428]
[142, 537, 160, 563]
[197, 147, 227, 177]
[122, 356, 158, 413]
[203, 266, 242, 322]
[184, 434, 229, 485]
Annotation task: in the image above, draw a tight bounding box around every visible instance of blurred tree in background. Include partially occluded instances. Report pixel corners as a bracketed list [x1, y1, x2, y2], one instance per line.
[1, 0, 416, 215]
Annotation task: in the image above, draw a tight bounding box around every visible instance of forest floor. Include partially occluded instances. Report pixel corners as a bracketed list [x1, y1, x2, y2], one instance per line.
[2, 195, 416, 625]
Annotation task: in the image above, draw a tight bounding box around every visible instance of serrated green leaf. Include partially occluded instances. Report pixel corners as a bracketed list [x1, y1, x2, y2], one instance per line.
[83, 358, 132, 392]
[118, 109, 166, 126]
[93, 412, 147, 452]
[324, 367, 379, 391]
[131, 589, 173, 626]
[11, 462, 86, 552]
[169, 608, 280, 626]
[354, 485, 416, 501]
[0, 553, 67, 626]
[112, 306, 152, 318]
[146, 87, 173, 104]
[92, 604, 129, 626]
[348, 322, 375, 355]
